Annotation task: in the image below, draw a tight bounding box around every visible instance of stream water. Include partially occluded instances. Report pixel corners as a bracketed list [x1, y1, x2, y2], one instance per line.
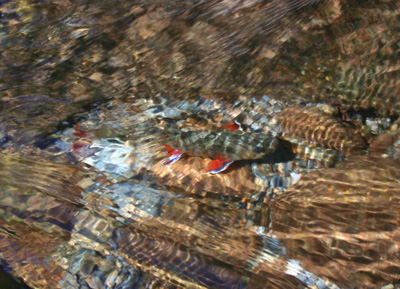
[1, 0, 400, 288]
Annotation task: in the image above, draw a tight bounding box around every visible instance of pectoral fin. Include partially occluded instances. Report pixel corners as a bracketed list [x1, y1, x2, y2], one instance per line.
[163, 145, 184, 165]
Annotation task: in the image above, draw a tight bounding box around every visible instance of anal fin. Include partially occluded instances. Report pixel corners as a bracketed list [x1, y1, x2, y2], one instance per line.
[221, 120, 241, 132]
[203, 158, 234, 174]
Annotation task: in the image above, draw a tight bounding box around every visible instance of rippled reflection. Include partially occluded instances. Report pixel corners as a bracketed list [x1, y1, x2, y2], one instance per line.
[1, 0, 400, 288]
[272, 156, 400, 287]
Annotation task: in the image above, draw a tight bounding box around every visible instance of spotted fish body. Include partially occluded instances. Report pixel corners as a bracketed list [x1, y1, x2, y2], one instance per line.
[141, 101, 367, 172]
[168, 130, 280, 161]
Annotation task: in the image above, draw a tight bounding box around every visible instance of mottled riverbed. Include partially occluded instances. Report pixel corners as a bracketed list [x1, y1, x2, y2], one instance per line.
[1, 0, 400, 288]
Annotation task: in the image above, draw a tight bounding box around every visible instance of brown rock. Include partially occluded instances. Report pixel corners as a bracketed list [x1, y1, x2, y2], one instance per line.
[271, 155, 400, 288]
[279, 106, 366, 154]
[151, 155, 264, 198]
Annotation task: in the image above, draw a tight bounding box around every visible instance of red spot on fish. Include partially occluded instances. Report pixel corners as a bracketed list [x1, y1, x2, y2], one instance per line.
[163, 145, 184, 165]
[221, 120, 240, 132]
[203, 158, 234, 174]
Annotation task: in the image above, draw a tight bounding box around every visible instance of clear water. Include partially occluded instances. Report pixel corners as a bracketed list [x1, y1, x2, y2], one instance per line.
[0, 0, 400, 288]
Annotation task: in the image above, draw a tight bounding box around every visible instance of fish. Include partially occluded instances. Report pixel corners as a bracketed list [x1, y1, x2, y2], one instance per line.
[163, 129, 280, 174]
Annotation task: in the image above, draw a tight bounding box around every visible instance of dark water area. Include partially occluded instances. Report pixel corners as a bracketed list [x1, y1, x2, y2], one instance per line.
[1, 0, 400, 288]
[0, 265, 32, 289]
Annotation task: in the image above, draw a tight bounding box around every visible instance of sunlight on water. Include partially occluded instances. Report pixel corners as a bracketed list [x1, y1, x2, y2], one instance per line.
[0, 0, 400, 288]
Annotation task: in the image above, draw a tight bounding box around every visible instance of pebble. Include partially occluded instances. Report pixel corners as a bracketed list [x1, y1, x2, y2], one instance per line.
[381, 284, 394, 289]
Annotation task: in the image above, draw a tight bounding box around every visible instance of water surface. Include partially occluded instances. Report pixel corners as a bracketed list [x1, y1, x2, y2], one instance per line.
[1, 0, 400, 288]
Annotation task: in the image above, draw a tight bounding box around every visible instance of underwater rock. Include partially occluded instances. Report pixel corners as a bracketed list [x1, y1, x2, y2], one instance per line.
[151, 154, 265, 198]
[279, 105, 367, 154]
